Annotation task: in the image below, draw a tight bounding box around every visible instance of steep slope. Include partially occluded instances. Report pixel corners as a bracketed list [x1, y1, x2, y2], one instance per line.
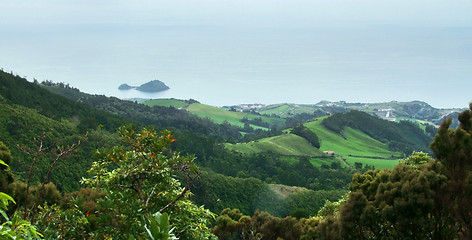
[321, 110, 433, 155]
[305, 117, 401, 169]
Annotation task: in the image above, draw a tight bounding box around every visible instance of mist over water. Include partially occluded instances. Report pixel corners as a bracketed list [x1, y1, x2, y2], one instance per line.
[1, 23, 471, 108]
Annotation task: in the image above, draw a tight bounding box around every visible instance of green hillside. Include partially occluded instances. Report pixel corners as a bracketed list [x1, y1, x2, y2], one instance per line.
[0, 101, 122, 192]
[225, 133, 324, 156]
[321, 110, 433, 155]
[226, 114, 402, 169]
[0, 73, 127, 133]
[186, 103, 285, 129]
[305, 117, 401, 169]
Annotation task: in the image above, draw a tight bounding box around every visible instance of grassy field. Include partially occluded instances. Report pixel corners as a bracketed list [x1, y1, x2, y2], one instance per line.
[225, 133, 324, 156]
[226, 116, 401, 169]
[186, 103, 285, 128]
[143, 98, 188, 108]
[304, 117, 401, 169]
[226, 134, 348, 168]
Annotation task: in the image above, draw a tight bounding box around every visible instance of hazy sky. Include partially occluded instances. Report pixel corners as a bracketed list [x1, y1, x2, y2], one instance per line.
[1, 1, 471, 108]
[2, 0, 472, 26]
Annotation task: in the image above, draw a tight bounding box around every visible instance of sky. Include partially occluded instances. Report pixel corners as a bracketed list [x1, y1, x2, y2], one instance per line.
[1, 0, 471, 108]
[2, 0, 472, 27]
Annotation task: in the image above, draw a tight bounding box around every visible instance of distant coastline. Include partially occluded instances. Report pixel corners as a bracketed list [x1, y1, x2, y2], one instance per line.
[119, 80, 169, 93]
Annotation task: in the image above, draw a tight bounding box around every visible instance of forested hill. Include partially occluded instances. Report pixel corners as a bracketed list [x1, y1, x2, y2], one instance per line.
[322, 110, 434, 154]
[0, 70, 126, 132]
[40, 80, 243, 142]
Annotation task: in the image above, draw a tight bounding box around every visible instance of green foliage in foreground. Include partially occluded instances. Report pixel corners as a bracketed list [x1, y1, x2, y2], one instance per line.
[5, 68, 469, 239]
[211, 196, 349, 240]
[144, 212, 176, 240]
[0, 142, 14, 192]
[315, 104, 472, 240]
[80, 126, 216, 239]
[0, 160, 42, 239]
[0, 192, 43, 239]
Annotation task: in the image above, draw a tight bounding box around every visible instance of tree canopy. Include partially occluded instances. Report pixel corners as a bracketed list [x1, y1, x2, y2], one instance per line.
[315, 103, 472, 240]
[82, 126, 217, 239]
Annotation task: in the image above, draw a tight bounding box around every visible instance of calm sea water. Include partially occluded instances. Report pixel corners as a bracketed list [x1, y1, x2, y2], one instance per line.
[1, 24, 471, 108]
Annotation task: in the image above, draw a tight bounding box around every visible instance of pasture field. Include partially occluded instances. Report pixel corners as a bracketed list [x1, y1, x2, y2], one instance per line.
[225, 133, 324, 156]
[143, 98, 188, 108]
[227, 116, 401, 169]
[186, 103, 285, 128]
[305, 117, 401, 169]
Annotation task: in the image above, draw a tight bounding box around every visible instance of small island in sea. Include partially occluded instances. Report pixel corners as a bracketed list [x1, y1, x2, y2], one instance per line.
[119, 80, 170, 93]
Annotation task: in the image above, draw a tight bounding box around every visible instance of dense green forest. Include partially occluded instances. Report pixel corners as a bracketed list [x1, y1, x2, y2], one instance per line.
[1, 70, 471, 239]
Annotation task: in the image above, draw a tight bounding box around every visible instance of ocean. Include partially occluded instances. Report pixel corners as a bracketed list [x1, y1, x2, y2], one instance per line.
[1, 23, 471, 108]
